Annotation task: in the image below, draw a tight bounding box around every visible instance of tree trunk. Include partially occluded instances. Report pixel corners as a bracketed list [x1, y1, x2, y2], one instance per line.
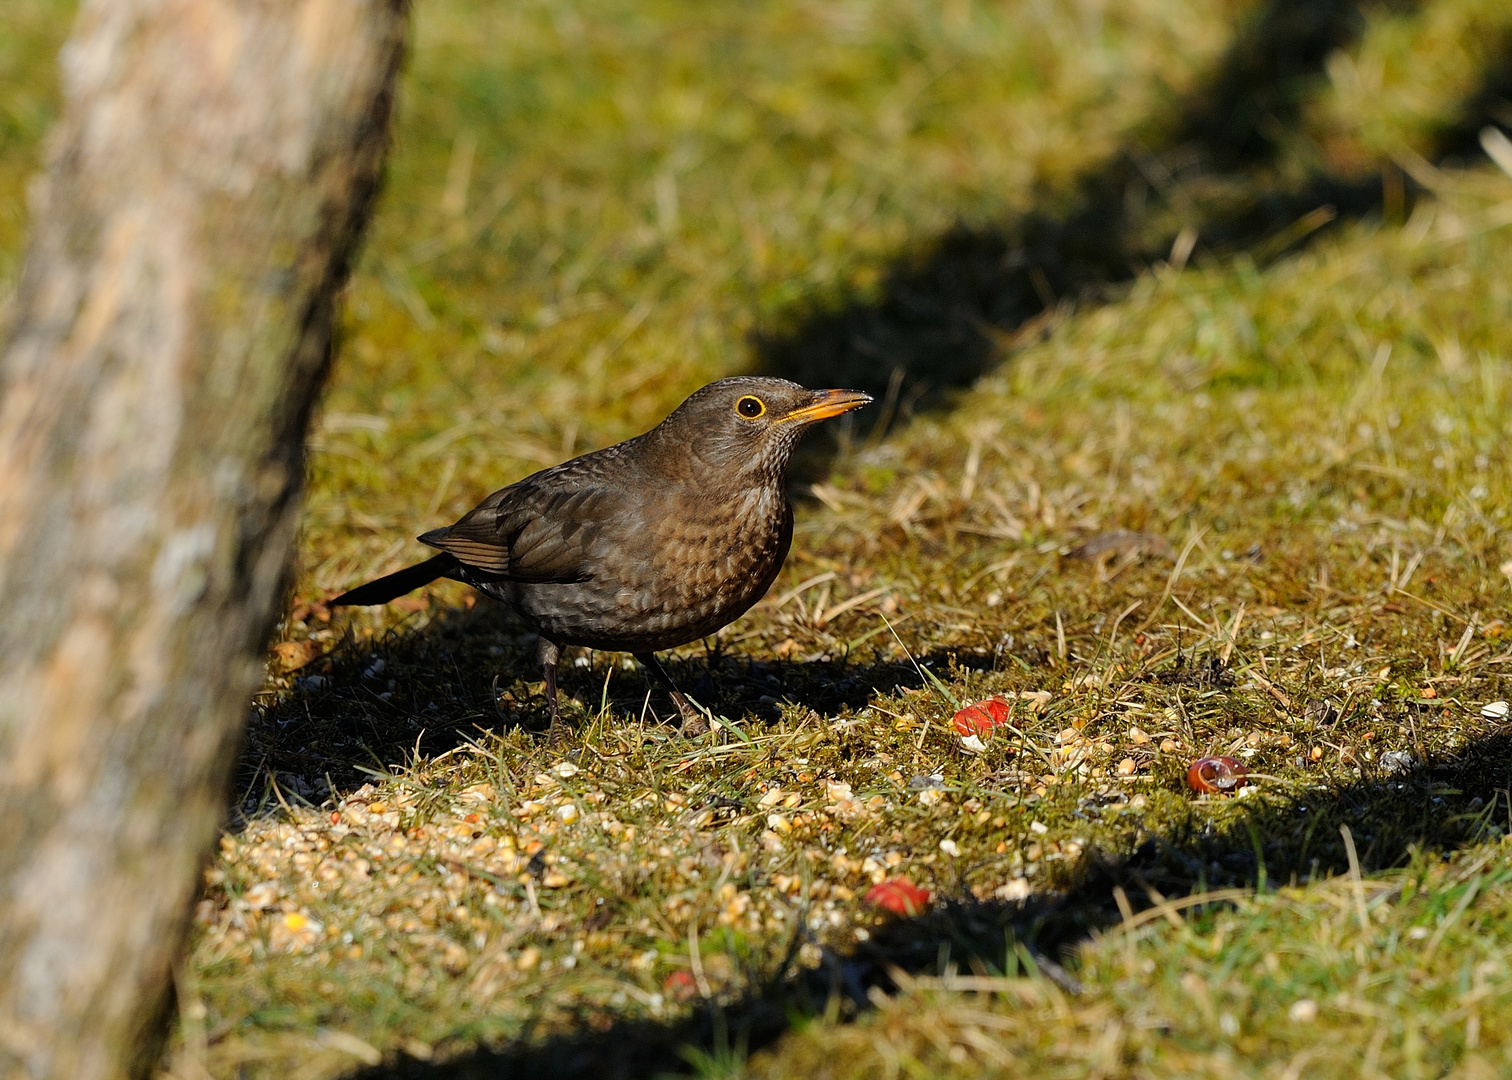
[0, 2, 407, 1076]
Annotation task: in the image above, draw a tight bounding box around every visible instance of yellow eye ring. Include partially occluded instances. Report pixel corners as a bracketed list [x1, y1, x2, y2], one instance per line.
[735, 395, 766, 419]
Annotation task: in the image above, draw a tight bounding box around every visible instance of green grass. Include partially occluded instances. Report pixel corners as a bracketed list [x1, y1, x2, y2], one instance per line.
[7, 1, 1512, 1078]
[0, 0, 72, 287]
[750, 851, 1512, 1078]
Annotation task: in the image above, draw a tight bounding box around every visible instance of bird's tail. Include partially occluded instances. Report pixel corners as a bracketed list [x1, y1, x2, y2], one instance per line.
[330, 554, 459, 606]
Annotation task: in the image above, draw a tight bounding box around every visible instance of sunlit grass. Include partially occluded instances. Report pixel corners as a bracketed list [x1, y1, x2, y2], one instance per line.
[753, 851, 1512, 1078]
[5, 1, 1512, 1077]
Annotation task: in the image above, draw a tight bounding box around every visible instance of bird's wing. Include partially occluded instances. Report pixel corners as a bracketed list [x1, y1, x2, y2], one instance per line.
[420, 477, 628, 584]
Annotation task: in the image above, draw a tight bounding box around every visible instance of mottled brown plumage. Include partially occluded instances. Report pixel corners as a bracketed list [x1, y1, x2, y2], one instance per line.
[332, 377, 870, 743]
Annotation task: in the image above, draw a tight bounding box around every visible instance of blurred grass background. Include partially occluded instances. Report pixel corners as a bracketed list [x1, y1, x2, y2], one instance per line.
[7, 1, 1512, 1077]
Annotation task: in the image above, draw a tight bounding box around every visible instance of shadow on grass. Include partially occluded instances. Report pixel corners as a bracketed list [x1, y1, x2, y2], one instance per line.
[755, 0, 1512, 453]
[339, 718, 1512, 1080]
[237, 599, 930, 817]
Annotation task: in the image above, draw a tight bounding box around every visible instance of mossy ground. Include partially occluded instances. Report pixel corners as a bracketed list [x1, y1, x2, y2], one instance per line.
[7, 1, 1512, 1078]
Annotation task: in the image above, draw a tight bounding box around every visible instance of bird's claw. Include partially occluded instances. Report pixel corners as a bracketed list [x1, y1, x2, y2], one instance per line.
[674, 696, 709, 737]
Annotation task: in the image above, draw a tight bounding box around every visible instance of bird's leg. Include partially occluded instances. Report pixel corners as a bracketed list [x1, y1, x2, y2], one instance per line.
[538, 636, 566, 747]
[635, 652, 708, 736]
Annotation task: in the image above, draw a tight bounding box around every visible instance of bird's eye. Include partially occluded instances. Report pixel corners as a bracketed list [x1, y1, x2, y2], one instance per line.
[736, 395, 765, 419]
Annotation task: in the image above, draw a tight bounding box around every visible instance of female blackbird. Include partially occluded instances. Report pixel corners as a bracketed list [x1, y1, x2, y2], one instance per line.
[332, 376, 871, 743]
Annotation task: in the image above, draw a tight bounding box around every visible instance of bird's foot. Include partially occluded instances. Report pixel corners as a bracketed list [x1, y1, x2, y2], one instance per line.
[673, 693, 709, 737]
[539, 639, 569, 747]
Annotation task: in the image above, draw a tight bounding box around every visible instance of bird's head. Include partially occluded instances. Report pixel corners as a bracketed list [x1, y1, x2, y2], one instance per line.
[654, 376, 873, 481]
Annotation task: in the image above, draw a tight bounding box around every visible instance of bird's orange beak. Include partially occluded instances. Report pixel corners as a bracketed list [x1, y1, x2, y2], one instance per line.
[776, 388, 873, 425]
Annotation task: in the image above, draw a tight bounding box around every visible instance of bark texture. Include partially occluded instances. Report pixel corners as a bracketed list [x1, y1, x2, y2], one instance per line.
[0, 2, 407, 1076]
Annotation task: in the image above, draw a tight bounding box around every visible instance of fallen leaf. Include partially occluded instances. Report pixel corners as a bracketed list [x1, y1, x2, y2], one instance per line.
[271, 640, 320, 671]
[952, 697, 1012, 737]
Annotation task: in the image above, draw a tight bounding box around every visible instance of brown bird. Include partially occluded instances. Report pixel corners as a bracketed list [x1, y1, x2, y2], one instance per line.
[332, 377, 871, 744]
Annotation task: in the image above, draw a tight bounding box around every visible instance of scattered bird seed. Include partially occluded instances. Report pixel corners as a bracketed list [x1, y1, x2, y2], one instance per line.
[1288, 999, 1319, 1023]
[996, 878, 1031, 901]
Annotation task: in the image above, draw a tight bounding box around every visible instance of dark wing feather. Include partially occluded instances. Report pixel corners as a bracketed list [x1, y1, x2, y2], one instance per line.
[419, 478, 627, 585]
[419, 514, 511, 573]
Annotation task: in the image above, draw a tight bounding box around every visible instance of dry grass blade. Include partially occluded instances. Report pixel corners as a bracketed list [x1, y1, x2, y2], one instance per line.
[1340, 824, 1371, 934]
[1115, 888, 1252, 934]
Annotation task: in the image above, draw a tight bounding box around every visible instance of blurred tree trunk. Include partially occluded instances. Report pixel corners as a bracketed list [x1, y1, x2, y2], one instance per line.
[0, 1, 407, 1077]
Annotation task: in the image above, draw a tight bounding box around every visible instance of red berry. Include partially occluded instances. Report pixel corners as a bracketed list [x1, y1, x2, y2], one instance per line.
[864, 877, 932, 916]
[662, 969, 698, 1002]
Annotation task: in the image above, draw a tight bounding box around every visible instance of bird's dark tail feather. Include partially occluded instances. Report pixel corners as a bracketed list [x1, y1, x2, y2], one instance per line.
[330, 554, 459, 606]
